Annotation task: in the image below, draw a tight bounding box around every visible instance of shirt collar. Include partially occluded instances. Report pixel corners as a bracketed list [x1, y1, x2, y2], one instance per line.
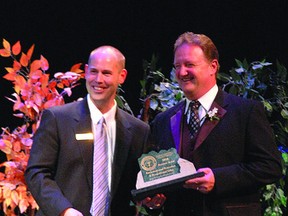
[185, 84, 218, 114]
[87, 94, 117, 124]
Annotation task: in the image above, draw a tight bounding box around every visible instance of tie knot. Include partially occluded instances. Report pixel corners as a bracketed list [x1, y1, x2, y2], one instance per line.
[97, 117, 107, 130]
[98, 117, 105, 125]
[96, 117, 106, 136]
[189, 100, 200, 110]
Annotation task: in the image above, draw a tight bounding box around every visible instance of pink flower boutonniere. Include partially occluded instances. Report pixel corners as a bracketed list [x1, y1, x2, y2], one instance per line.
[206, 107, 220, 121]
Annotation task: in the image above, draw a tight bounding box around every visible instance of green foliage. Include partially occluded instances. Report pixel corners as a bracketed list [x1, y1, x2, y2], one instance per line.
[218, 59, 288, 215]
[217, 59, 288, 148]
[138, 55, 184, 123]
[116, 85, 134, 115]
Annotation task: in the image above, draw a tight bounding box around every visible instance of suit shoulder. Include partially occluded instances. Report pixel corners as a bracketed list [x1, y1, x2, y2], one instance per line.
[154, 101, 184, 121]
[224, 92, 262, 107]
[43, 99, 87, 119]
[117, 108, 149, 128]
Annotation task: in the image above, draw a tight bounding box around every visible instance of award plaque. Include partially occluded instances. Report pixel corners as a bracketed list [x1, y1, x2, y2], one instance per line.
[131, 148, 204, 200]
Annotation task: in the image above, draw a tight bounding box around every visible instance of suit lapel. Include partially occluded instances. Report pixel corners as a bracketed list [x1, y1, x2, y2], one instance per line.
[111, 108, 132, 199]
[169, 98, 227, 152]
[194, 101, 227, 150]
[73, 98, 94, 190]
[170, 102, 185, 152]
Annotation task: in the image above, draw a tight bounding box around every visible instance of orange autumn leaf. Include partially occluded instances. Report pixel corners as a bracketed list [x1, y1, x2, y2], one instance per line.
[3, 185, 13, 197]
[0, 139, 12, 155]
[0, 48, 10, 57]
[13, 60, 21, 72]
[70, 63, 83, 73]
[12, 140, 21, 153]
[5, 67, 15, 73]
[40, 55, 49, 71]
[32, 93, 43, 107]
[3, 73, 15, 81]
[57, 82, 64, 89]
[20, 85, 33, 99]
[0, 39, 11, 57]
[12, 41, 21, 56]
[0, 172, 5, 181]
[26, 44, 35, 60]
[30, 60, 41, 73]
[62, 79, 70, 87]
[3, 67, 16, 81]
[30, 70, 42, 80]
[20, 53, 28, 67]
[48, 80, 57, 89]
[19, 198, 29, 214]
[3, 68, 17, 81]
[11, 190, 19, 206]
[14, 75, 27, 94]
[2, 39, 11, 51]
[40, 73, 49, 89]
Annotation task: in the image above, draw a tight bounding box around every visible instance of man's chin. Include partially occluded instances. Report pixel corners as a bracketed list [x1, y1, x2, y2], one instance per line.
[90, 94, 105, 102]
[181, 85, 195, 93]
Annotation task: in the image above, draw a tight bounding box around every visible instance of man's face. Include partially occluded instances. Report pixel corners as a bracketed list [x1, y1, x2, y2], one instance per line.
[85, 50, 127, 113]
[173, 43, 217, 100]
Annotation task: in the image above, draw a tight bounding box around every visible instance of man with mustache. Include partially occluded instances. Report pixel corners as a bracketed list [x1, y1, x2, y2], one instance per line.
[149, 32, 282, 216]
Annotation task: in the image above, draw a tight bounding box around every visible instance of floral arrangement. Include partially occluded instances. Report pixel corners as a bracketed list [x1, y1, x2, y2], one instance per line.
[0, 39, 84, 215]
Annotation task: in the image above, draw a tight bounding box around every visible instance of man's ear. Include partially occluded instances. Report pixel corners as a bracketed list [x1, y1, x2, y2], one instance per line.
[210, 59, 218, 75]
[84, 64, 89, 76]
[119, 69, 127, 84]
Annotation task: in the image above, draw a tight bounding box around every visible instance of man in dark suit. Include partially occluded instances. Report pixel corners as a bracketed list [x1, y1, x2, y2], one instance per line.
[25, 46, 150, 216]
[149, 32, 282, 216]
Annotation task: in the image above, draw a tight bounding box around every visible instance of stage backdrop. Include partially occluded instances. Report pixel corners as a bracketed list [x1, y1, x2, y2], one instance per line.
[1, 0, 287, 129]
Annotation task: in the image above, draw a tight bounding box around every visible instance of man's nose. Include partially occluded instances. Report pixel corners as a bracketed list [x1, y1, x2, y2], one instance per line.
[94, 73, 104, 82]
[178, 65, 188, 76]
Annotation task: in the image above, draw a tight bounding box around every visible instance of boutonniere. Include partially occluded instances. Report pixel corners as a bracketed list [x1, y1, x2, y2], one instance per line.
[75, 133, 93, 140]
[205, 107, 220, 121]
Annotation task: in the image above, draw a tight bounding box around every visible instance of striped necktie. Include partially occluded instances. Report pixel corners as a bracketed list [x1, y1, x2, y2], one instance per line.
[90, 117, 109, 216]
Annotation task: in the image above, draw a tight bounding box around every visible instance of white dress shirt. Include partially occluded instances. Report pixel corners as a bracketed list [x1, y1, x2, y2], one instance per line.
[87, 94, 116, 191]
[184, 84, 219, 125]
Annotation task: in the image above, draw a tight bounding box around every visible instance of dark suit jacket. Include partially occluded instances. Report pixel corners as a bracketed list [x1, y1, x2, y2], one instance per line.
[150, 90, 282, 216]
[25, 97, 150, 216]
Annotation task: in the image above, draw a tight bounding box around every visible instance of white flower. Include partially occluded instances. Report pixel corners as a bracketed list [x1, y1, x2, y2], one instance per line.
[206, 107, 220, 121]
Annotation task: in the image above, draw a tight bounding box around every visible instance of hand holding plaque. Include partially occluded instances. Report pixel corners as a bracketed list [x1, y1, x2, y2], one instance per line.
[131, 148, 204, 200]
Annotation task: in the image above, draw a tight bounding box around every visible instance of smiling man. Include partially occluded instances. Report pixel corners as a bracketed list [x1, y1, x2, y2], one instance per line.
[85, 47, 127, 113]
[25, 46, 150, 216]
[149, 32, 282, 216]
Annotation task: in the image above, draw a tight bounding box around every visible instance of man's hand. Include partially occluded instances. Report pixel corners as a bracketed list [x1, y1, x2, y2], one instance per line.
[60, 208, 83, 216]
[141, 193, 166, 209]
[183, 167, 215, 194]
